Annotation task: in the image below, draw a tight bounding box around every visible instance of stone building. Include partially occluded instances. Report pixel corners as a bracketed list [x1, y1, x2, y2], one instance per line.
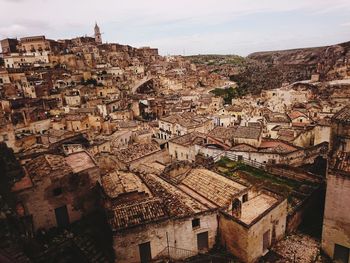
[97, 142, 170, 172]
[322, 152, 350, 263]
[331, 105, 350, 152]
[101, 170, 218, 263]
[0, 38, 18, 54]
[168, 132, 208, 161]
[158, 112, 213, 141]
[211, 125, 262, 147]
[167, 167, 287, 263]
[12, 151, 100, 231]
[168, 132, 229, 162]
[322, 105, 350, 263]
[94, 23, 102, 45]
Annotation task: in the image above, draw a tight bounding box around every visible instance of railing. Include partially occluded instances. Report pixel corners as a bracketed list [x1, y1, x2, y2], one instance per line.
[155, 246, 238, 263]
[214, 150, 323, 184]
[213, 150, 267, 170]
[155, 246, 197, 260]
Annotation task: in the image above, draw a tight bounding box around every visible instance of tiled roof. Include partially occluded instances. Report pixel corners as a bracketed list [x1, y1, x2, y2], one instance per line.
[65, 114, 88, 121]
[331, 152, 350, 173]
[209, 127, 236, 140]
[111, 198, 167, 229]
[181, 168, 246, 207]
[113, 143, 160, 163]
[232, 126, 261, 140]
[265, 112, 291, 123]
[101, 171, 151, 199]
[209, 126, 261, 140]
[289, 111, 308, 120]
[231, 144, 257, 152]
[225, 105, 243, 112]
[332, 106, 350, 123]
[259, 140, 298, 153]
[160, 112, 209, 128]
[26, 154, 72, 181]
[170, 132, 206, 146]
[142, 173, 207, 216]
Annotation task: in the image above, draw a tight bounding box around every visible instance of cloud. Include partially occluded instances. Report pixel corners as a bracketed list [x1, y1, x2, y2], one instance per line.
[341, 22, 350, 27]
[0, 0, 350, 55]
[0, 18, 53, 39]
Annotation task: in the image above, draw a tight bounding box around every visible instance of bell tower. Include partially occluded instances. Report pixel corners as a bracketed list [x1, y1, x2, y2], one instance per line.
[94, 22, 102, 44]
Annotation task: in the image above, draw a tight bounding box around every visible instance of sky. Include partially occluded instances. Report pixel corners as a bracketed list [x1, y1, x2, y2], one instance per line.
[1, 0, 350, 56]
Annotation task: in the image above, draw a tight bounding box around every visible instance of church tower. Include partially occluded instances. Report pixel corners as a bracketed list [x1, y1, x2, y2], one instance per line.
[94, 22, 102, 44]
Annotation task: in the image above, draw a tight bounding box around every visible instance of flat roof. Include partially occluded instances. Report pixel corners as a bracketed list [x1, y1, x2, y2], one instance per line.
[65, 151, 96, 173]
[239, 193, 278, 225]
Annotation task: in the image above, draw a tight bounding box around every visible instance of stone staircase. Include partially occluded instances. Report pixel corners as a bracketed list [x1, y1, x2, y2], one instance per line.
[0, 245, 31, 263]
[73, 235, 110, 263]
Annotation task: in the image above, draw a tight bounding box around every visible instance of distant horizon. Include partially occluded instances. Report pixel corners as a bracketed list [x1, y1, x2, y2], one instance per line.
[1, 0, 350, 56]
[2, 32, 348, 58]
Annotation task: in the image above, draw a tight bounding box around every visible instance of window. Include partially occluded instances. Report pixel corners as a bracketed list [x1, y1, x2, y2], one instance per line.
[242, 194, 248, 203]
[334, 244, 350, 263]
[192, 218, 200, 228]
[53, 187, 63, 196]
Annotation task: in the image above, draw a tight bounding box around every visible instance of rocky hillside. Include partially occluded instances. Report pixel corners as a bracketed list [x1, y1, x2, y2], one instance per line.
[248, 41, 350, 81]
[187, 41, 350, 96]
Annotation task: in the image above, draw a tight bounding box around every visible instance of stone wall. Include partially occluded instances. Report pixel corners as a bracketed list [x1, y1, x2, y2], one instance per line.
[16, 168, 100, 231]
[287, 185, 324, 233]
[113, 212, 217, 263]
[168, 141, 195, 161]
[219, 199, 287, 263]
[219, 213, 249, 262]
[322, 171, 350, 261]
[129, 149, 171, 170]
[246, 199, 287, 263]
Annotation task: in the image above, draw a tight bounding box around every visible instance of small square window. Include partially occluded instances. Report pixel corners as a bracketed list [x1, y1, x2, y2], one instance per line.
[53, 187, 62, 196]
[192, 218, 200, 228]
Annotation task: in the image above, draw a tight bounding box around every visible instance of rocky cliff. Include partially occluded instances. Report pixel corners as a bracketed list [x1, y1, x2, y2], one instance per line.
[248, 41, 350, 82]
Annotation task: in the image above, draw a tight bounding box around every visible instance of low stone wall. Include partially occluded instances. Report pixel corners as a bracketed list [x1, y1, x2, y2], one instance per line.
[286, 184, 324, 233]
[129, 149, 171, 170]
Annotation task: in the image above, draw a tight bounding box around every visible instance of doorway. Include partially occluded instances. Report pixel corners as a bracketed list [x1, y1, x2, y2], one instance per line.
[139, 242, 152, 263]
[197, 231, 209, 251]
[263, 230, 270, 252]
[54, 205, 69, 228]
[334, 244, 350, 263]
